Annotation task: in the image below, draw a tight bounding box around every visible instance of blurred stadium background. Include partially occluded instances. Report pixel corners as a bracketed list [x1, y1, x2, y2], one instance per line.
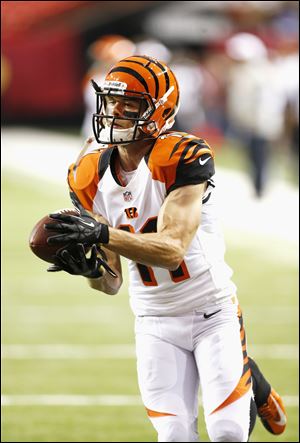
[1, 1, 299, 442]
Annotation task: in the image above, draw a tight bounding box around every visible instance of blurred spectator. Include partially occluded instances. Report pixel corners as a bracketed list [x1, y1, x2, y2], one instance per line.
[225, 32, 287, 197]
[194, 48, 230, 147]
[134, 36, 172, 63]
[170, 49, 206, 134]
[81, 34, 136, 140]
[275, 49, 299, 180]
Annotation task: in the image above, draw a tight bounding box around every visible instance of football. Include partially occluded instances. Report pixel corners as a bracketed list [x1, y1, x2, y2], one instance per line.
[29, 208, 86, 264]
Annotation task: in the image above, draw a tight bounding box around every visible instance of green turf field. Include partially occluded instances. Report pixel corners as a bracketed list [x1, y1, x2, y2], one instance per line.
[2, 169, 298, 442]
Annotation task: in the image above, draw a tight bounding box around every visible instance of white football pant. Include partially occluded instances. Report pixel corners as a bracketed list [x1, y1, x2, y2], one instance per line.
[135, 299, 252, 442]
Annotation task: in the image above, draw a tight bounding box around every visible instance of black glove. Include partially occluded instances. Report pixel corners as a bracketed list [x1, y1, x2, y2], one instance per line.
[45, 213, 109, 246]
[47, 244, 117, 279]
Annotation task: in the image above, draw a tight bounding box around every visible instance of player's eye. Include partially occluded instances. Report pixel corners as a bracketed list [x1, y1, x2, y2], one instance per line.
[106, 97, 117, 105]
[125, 101, 139, 112]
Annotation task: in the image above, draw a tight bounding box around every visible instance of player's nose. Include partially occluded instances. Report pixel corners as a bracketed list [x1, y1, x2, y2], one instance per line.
[111, 101, 124, 117]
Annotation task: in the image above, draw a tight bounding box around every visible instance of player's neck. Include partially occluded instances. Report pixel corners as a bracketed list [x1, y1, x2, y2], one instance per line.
[117, 139, 154, 172]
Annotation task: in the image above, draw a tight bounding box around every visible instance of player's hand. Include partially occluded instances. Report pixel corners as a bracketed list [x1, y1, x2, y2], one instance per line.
[47, 244, 117, 279]
[45, 213, 109, 246]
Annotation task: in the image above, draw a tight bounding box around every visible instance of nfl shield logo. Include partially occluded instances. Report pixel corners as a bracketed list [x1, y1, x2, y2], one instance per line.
[123, 191, 132, 202]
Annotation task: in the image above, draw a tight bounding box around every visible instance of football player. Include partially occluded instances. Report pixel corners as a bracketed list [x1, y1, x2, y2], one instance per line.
[45, 56, 287, 442]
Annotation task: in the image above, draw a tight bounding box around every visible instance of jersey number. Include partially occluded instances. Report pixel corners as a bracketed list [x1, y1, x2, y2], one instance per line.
[119, 217, 190, 286]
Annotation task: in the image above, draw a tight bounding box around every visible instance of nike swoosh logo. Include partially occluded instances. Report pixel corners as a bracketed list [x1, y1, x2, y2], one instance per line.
[80, 220, 95, 227]
[203, 309, 221, 319]
[199, 156, 211, 166]
[271, 395, 287, 426]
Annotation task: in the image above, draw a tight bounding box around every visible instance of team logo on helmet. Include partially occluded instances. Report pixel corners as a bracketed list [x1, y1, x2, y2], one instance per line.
[103, 80, 127, 94]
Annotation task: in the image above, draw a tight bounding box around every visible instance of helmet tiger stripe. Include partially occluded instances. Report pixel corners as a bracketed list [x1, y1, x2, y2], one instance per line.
[92, 55, 180, 143]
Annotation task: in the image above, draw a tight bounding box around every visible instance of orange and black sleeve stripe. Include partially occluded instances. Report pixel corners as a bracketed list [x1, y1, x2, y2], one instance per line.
[147, 135, 215, 193]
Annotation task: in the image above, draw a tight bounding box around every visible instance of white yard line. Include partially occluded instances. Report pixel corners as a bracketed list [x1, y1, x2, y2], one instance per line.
[1, 394, 298, 407]
[247, 344, 299, 360]
[2, 344, 298, 360]
[3, 305, 132, 324]
[1, 395, 142, 406]
[1, 344, 136, 359]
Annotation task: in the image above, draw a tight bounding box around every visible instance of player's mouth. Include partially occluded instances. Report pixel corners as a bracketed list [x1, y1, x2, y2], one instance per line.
[112, 121, 132, 129]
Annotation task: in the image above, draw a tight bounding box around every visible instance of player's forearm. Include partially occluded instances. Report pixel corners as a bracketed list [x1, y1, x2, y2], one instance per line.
[88, 269, 122, 295]
[106, 228, 185, 270]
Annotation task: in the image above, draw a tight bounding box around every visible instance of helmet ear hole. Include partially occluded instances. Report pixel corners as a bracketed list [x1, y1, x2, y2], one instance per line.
[162, 108, 171, 118]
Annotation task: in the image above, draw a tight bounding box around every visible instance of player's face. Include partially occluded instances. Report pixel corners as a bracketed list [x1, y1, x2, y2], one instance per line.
[104, 96, 144, 129]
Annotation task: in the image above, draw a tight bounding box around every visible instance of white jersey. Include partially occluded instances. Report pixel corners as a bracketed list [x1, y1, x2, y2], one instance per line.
[68, 132, 236, 316]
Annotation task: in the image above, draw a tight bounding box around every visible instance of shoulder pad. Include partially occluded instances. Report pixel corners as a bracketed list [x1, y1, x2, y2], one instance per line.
[147, 134, 215, 192]
[67, 150, 104, 212]
[68, 151, 102, 191]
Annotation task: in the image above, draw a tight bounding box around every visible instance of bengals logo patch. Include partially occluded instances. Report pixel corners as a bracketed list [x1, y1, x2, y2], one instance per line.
[125, 207, 138, 219]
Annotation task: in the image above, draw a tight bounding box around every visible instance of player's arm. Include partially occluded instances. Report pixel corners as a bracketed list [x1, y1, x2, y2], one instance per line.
[87, 245, 122, 295]
[86, 212, 123, 295]
[47, 184, 204, 271]
[106, 183, 204, 270]
[46, 184, 205, 271]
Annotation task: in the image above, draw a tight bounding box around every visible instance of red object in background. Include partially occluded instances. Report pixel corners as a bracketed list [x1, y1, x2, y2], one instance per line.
[1, 1, 91, 121]
[2, 29, 84, 119]
[1, 1, 90, 36]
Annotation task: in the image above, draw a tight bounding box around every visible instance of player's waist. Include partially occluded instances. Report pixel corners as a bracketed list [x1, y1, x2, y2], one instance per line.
[130, 291, 235, 317]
